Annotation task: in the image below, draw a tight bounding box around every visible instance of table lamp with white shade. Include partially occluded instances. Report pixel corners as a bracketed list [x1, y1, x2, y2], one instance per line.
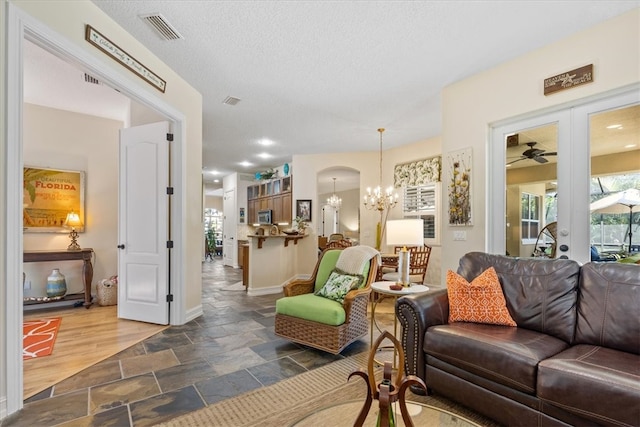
[386, 219, 424, 286]
[64, 211, 83, 250]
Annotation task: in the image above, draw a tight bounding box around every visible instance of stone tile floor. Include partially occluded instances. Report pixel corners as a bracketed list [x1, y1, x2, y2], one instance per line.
[4, 258, 397, 427]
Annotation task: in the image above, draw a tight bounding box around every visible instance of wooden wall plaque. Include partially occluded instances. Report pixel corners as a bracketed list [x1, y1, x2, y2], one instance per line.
[85, 25, 166, 93]
[544, 64, 593, 96]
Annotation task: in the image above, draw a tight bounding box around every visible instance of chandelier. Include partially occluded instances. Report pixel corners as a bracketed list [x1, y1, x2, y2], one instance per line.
[363, 128, 398, 212]
[327, 177, 342, 208]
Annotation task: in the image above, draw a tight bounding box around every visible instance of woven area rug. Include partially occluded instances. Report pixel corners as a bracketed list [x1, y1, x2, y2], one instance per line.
[23, 317, 61, 360]
[154, 352, 500, 427]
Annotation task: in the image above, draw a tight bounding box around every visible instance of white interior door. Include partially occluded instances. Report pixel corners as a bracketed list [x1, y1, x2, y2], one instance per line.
[223, 189, 236, 266]
[321, 205, 338, 235]
[118, 121, 170, 324]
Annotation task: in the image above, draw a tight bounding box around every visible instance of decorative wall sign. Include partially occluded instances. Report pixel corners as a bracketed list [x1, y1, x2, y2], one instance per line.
[447, 148, 472, 226]
[544, 64, 593, 96]
[394, 156, 441, 187]
[23, 167, 85, 233]
[85, 25, 167, 93]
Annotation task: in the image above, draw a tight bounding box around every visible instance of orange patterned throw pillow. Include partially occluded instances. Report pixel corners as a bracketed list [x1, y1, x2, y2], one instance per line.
[446, 267, 516, 326]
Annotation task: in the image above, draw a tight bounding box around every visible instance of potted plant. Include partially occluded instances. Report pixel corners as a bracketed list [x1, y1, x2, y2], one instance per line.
[294, 216, 308, 234]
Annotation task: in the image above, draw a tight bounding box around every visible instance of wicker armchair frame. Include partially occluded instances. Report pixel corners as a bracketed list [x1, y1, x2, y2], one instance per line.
[275, 248, 379, 354]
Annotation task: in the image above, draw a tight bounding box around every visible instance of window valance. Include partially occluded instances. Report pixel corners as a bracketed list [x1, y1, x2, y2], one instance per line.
[394, 156, 441, 187]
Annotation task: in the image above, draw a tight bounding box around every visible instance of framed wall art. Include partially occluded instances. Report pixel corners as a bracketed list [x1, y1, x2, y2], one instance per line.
[296, 199, 312, 221]
[447, 148, 472, 226]
[23, 167, 86, 233]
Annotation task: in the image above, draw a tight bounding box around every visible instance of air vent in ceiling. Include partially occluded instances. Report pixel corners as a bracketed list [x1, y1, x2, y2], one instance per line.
[223, 96, 241, 106]
[84, 73, 101, 85]
[139, 13, 184, 41]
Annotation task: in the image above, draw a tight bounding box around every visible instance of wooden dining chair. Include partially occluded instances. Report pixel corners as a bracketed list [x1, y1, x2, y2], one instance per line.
[381, 245, 432, 284]
[327, 239, 353, 249]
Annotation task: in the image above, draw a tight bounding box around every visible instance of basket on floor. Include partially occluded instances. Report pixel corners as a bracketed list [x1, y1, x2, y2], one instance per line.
[97, 278, 117, 306]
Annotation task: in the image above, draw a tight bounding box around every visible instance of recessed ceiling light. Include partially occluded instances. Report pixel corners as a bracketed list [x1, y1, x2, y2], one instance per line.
[624, 144, 637, 148]
[258, 139, 274, 146]
[213, 179, 220, 183]
[606, 124, 623, 129]
[239, 161, 253, 167]
[257, 152, 272, 159]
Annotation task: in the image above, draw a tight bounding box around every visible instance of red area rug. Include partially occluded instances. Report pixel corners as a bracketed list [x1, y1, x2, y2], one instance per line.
[23, 318, 62, 360]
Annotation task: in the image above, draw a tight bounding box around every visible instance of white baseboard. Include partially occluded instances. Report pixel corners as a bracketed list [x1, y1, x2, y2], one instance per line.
[246, 274, 314, 297]
[247, 285, 283, 296]
[0, 395, 7, 421]
[184, 305, 203, 324]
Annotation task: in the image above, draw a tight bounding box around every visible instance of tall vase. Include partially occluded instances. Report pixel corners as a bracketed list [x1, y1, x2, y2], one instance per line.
[46, 268, 67, 297]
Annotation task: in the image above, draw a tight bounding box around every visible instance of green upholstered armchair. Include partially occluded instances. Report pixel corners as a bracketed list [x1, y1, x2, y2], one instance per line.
[275, 248, 378, 354]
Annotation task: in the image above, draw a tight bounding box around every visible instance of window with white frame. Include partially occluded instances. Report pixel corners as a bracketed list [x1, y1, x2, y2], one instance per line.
[521, 193, 540, 243]
[402, 183, 440, 244]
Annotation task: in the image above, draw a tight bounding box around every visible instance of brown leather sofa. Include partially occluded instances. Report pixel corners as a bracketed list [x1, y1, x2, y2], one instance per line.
[396, 252, 639, 426]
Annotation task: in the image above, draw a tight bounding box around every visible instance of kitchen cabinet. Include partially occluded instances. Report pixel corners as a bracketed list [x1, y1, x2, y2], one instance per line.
[247, 176, 292, 224]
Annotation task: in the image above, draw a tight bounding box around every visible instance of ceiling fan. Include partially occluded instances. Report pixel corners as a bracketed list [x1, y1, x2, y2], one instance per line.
[507, 142, 557, 165]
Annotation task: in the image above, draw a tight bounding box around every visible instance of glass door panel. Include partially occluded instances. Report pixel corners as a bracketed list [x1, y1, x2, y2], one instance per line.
[505, 123, 558, 258]
[588, 104, 640, 260]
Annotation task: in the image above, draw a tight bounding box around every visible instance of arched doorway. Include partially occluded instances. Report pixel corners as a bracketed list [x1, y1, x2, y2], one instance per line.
[316, 167, 360, 244]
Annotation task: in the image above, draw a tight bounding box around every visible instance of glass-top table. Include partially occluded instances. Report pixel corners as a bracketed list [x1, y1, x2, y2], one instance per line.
[290, 399, 481, 427]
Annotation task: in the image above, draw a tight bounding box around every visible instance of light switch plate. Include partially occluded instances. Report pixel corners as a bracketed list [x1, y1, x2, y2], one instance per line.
[453, 230, 466, 241]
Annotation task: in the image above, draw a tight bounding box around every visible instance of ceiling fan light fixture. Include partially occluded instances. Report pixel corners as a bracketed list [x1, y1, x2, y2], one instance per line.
[507, 141, 557, 166]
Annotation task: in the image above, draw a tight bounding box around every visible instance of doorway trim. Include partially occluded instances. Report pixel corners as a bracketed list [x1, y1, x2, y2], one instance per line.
[5, 4, 187, 415]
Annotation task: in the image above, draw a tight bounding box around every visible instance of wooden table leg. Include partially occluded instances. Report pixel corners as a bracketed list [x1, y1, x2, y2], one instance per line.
[82, 255, 93, 308]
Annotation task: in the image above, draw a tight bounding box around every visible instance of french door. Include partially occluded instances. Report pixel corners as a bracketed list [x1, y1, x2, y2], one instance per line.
[489, 89, 639, 264]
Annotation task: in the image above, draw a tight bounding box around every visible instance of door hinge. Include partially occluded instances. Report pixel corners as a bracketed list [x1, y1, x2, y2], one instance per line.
[167, 240, 174, 248]
[166, 133, 174, 141]
[166, 294, 174, 302]
[166, 187, 174, 195]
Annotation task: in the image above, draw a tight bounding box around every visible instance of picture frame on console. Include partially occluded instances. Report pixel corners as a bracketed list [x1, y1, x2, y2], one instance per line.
[23, 166, 86, 233]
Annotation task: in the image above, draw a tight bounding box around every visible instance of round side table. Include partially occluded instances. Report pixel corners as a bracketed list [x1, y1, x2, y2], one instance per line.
[370, 281, 430, 368]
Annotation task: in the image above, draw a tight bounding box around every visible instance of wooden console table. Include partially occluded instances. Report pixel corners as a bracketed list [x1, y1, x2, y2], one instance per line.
[24, 248, 94, 308]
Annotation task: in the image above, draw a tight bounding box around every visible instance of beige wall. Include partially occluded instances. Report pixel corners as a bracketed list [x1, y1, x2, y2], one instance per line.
[205, 195, 223, 211]
[337, 188, 361, 237]
[22, 104, 122, 296]
[441, 9, 640, 280]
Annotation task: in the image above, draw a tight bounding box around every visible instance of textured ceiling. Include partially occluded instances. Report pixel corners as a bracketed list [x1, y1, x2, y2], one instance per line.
[27, 1, 640, 192]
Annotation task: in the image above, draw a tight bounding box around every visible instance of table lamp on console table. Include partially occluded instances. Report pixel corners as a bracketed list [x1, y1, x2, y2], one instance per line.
[386, 219, 424, 287]
[64, 211, 83, 251]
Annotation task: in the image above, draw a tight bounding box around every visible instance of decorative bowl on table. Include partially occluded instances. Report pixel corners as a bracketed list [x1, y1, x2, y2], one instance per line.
[389, 283, 404, 291]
